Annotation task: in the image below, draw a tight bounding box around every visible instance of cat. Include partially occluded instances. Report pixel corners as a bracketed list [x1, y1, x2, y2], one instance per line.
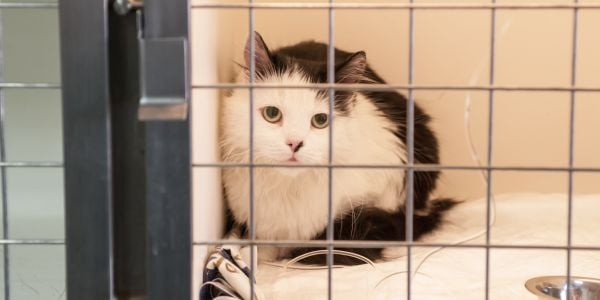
[220, 31, 455, 265]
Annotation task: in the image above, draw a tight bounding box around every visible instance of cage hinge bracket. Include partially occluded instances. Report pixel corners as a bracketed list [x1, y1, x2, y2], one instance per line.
[138, 36, 189, 121]
[113, 0, 143, 16]
[114, 0, 190, 121]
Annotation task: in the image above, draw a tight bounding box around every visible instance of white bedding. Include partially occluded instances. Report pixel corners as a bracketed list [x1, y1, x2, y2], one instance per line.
[254, 193, 600, 299]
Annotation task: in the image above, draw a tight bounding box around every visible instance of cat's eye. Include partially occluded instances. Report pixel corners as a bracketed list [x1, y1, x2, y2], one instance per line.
[311, 113, 329, 129]
[262, 106, 282, 123]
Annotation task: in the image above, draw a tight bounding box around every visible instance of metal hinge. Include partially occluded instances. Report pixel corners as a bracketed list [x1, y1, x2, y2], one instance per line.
[113, 0, 143, 16]
[138, 36, 189, 121]
[113, 0, 190, 121]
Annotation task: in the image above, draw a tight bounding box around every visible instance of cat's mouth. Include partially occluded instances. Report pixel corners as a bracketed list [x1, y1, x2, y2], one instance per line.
[287, 156, 298, 162]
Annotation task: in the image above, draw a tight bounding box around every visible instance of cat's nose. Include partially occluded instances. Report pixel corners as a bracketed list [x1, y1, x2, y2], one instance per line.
[286, 140, 304, 153]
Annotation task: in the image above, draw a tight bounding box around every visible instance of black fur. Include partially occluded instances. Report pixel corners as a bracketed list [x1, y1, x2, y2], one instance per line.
[237, 32, 454, 265]
[266, 40, 441, 210]
[288, 199, 456, 265]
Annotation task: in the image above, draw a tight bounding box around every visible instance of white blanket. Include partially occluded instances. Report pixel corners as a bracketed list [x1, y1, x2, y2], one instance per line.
[255, 193, 600, 299]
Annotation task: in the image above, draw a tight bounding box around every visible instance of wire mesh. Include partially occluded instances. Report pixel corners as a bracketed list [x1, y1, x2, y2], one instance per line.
[193, 239, 600, 251]
[483, 1, 497, 299]
[192, 1, 600, 299]
[248, 3, 256, 299]
[192, 163, 600, 173]
[191, 83, 600, 92]
[187, 1, 597, 300]
[0, 3, 64, 299]
[191, 2, 600, 9]
[0, 15, 9, 298]
[3, 1, 591, 299]
[405, 1, 415, 298]
[326, 0, 335, 298]
[565, 1, 580, 298]
[0, 83, 59, 88]
[17, 0, 597, 299]
[0, 3, 58, 9]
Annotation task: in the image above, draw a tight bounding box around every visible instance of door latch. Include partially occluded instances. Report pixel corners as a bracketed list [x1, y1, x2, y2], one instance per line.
[113, 0, 190, 121]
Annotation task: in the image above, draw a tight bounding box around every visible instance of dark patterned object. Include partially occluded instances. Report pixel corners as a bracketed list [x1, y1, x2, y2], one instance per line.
[200, 246, 262, 300]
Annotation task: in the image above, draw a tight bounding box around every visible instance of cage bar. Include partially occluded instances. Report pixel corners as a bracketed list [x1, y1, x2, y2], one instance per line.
[108, 8, 147, 298]
[191, 2, 600, 10]
[59, 0, 115, 298]
[0, 10, 10, 297]
[484, 1, 497, 299]
[191, 83, 600, 92]
[405, 0, 416, 299]
[0, 3, 58, 9]
[248, 2, 257, 299]
[565, 0, 579, 298]
[0, 239, 64, 245]
[193, 239, 600, 251]
[326, 0, 336, 298]
[191, 163, 600, 173]
[0, 83, 60, 89]
[141, 0, 192, 298]
[0, 162, 63, 167]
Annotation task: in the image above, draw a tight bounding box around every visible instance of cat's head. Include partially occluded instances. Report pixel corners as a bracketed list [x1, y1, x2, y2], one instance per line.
[221, 32, 371, 175]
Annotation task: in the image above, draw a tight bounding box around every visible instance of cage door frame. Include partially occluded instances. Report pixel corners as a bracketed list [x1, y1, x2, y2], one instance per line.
[60, 0, 192, 298]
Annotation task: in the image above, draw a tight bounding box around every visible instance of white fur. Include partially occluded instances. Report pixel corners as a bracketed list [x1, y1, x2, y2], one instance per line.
[220, 68, 407, 260]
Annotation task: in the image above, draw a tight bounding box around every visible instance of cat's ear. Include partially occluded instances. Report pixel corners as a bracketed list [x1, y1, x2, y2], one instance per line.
[335, 51, 368, 84]
[244, 31, 274, 76]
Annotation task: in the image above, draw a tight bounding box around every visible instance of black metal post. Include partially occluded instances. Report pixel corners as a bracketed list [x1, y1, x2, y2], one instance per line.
[59, 0, 114, 299]
[142, 0, 192, 299]
[109, 9, 147, 299]
[61, 0, 191, 298]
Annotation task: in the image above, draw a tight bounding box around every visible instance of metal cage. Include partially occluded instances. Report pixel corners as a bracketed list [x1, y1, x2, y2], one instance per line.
[1, 0, 599, 299]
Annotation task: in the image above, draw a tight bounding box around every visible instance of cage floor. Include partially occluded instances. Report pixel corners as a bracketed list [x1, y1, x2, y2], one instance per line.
[255, 193, 600, 300]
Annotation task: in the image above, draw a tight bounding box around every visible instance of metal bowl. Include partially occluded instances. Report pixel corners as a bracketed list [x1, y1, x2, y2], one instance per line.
[525, 276, 600, 300]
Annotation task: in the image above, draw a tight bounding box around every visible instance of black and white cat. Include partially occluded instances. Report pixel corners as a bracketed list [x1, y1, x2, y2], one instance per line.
[220, 32, 455, 265]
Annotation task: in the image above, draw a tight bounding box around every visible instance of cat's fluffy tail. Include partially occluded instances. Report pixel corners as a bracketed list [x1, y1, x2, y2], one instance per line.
[413, 197, 459, 236]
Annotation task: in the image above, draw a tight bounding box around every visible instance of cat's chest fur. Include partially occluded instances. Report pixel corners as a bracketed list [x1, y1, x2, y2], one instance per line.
[224, 164, 405, 241]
